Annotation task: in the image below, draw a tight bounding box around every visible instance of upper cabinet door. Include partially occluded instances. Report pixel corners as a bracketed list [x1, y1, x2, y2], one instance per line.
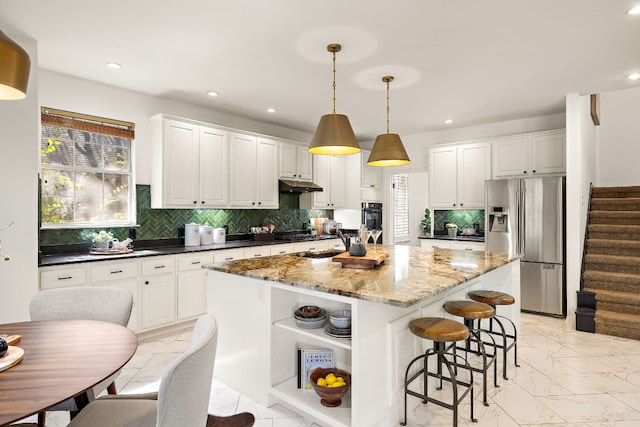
[229, 133, 257, 207]
[328, 155, 345, 209]
[162, 120, 200, 207]
[361, 149, 382, 189]
[256, 138, 278, 208]
[492, 136, 530, 178]
[429, 146, 458, 208]
[199, 126, 228, 207]
[279, 141, 297, 179]
[530, 132, 565, 174]
[457, 142, 491, 208]
[296, 144, 313, 181]
[312, 155, 330, 207]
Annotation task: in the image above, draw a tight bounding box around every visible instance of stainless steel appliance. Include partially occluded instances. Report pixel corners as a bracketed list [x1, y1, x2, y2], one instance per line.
[485, 177, 566, 317]
[362, 202, 382, 230]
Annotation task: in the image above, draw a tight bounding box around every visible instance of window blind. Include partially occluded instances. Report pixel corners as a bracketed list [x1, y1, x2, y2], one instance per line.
[393, 174, 409, 237]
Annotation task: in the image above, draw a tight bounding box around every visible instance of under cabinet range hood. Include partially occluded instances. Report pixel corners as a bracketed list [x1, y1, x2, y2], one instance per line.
[278, 179, 323, 193]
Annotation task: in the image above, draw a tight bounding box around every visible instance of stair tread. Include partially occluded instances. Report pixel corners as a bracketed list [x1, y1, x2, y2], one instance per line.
[585, 254, 640, 265]
[583, 288, 640, 303]
[595, 309, 640, 322]
[588, 224, 640, 230]
[588, 239, 640, 248]
[583, 270, 640, 282]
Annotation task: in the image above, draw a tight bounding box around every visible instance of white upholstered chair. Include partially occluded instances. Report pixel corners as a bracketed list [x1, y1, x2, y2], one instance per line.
[29, 286, 134, 426]
[67, 314, 221, 427]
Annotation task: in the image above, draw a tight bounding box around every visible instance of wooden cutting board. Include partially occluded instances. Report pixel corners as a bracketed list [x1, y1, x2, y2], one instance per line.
[0, 346, 24, 373]
[332, 250, 389, 268]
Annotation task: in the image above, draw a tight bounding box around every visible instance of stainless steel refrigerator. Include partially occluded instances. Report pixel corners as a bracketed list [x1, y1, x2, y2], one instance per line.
[485, 177, 566, 317]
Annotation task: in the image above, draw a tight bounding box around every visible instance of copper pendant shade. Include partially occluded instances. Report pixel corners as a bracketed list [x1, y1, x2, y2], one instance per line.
[308, 44, 360, 155]
[0, 29, 31, 100]
[367, 76, 410, 167]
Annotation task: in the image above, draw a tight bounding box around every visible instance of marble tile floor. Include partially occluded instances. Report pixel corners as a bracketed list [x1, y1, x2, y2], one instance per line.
[17, 313, 640, 427]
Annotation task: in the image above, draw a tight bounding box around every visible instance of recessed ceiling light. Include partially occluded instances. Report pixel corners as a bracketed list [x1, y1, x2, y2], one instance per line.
[627, 6, 640, 15]
[207, 91, 219, 97]
[628, 73, 640, 80]
[267, 108, 276, 113]
[445, 119, 453, 124]
[106, 62, 121, 69]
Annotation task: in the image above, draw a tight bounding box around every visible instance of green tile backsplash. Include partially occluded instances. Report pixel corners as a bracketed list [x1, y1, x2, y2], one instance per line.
[433, 210, 485, 232]
[39, 185, 332, 245]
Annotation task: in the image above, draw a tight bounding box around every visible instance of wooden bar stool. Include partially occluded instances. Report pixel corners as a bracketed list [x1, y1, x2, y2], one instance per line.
[468, 290, 520, 380]
[400, 317, 477, 427]
[443, 300, 498, 407]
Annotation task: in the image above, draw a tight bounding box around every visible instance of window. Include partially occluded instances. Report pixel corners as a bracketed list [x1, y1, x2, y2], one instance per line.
[393, 174, 409, 238]
[40, 108, 135, 228]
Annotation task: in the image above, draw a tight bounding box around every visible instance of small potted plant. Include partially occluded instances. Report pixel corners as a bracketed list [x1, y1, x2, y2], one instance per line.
[309, 224, 318, 236]
[446, 223, 458, 237]
[90, 230, 114, 251]
[420, 208, 431, 236]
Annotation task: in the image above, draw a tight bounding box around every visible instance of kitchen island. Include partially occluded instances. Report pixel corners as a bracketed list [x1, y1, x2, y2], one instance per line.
[205, 245, 519, 427]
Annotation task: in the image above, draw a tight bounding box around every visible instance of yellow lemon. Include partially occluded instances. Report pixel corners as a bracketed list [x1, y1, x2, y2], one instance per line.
[334, 381, 346, 387]
[325, 373, 337, 385]
[316, 378, 327, 387]
[336, 377, 344, 382]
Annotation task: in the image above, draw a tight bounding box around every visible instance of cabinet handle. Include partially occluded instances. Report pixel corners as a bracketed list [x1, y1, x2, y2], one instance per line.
[258, 202, 261, 205]
[453, 203, 456, 207]
[154, 265, 165, 269]
[370, 184, 375, 188]
[523, 171, 527, 174]
[201, 201, 205, 204]
[57, 276, 72, 280]
[144, 280, 149, 285]
[252, 202, 256, 205]
[465, 248, 473, 251]
[254, 254, 261, 257]
[278, 251, 286, 254]
[110, 270, 123, 274]
[191, 261, 201, 265]
[193, 201, 197, 204]
[309, 247, 316, 250]
[224, 257, 233, 260]
[532, 170, 536, 173]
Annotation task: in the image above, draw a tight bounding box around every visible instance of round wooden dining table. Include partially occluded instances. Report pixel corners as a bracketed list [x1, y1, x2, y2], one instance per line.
[0, 320, 138, 426]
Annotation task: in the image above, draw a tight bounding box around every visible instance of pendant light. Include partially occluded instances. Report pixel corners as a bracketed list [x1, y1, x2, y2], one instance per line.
[367, 76, 410, 167]
[0, 29, 31, 100]
[308, 44, 361, 155]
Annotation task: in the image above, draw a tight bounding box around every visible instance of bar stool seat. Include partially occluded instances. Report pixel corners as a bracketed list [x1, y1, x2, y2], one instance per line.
[468, 290, 520, 380]
[444, 300, 497, 407]
[401, 317, 476, 427]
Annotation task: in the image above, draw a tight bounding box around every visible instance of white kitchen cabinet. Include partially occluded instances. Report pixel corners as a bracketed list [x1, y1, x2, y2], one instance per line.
[280, 141, 312, 181]
[40, 265, 87, 289]
[300, 155, 345, 209]
[90, 260, 140, 331]
[230, 133, 279, 208]
[176, 253, 213, 321]
[270, 244, 294, 255]
[244, 246, 271, 258]
[492, 129, 565, 178]
[420, 238, 484, 251]
[361, 150, 383, 189]
[429, 142, 490, 209]
[141, 256, 176, 331]
[213, 249, 245, 262]
[151, 115, 228, 208]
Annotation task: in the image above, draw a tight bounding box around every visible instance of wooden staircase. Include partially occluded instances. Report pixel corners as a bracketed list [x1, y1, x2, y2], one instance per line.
[577, 185, 640, 340]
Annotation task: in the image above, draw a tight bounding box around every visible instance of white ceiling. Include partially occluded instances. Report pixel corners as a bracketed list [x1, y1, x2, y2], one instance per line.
[1, 0, 639, 141]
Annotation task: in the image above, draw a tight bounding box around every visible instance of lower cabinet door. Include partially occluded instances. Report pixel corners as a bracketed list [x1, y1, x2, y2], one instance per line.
[142, 273, 176, 330]
[177, 270, 208, 321]
[94, 279, 140, 332]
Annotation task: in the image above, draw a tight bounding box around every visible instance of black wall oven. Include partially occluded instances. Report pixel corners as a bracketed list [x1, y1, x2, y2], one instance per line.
[362, 202, 382, 230]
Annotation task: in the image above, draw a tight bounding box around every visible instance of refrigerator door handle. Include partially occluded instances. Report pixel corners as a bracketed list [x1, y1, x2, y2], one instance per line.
[520, 185, 526, 256]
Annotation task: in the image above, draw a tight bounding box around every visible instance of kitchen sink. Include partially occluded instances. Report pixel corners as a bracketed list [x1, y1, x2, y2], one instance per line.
[296, 250, 345, 259]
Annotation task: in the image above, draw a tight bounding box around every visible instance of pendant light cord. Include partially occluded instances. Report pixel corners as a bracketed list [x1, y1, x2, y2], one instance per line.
[386, 80, 390, 134]
[332, 50, 337, 114]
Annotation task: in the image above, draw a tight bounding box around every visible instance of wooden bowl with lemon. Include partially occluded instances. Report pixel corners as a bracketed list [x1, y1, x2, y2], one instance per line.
[309, 367, 351, 407]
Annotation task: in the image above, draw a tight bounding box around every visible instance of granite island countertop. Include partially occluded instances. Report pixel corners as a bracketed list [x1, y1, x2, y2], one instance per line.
[204, 245, 517, 308]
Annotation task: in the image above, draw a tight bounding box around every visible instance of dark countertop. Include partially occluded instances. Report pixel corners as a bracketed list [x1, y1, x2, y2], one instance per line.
[39, 234, 340, 267]
[418, 234, 485, 243]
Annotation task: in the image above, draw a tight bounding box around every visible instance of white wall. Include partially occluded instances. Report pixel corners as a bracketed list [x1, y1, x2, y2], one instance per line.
[565, 93, 597, 325]
[596, 86, 640, 186]
[0, 35, 39, 323]
[39, 70, 315, 185]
